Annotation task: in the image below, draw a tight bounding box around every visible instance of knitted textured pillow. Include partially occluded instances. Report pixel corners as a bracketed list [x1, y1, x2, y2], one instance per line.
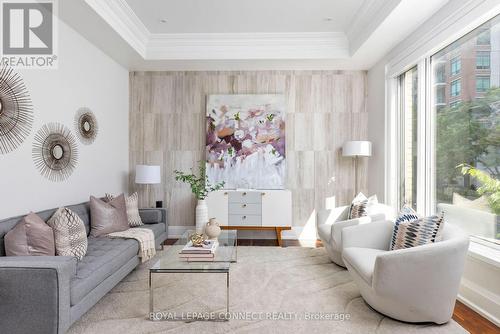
[106, 192, 143, 227]
[47, 208, 88, 260]
[391, 213, 444, 250]
[390, 205, 420, 250]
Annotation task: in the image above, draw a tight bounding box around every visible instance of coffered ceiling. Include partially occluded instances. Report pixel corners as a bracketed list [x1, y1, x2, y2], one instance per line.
[58, 0, 450, 70]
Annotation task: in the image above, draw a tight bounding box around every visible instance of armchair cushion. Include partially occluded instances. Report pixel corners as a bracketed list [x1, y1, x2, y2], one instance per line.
[348, 193, 378, 219]
[342, 247, 387, 285]
[390, 205, 420, 249]
[391, 214, 444, 250]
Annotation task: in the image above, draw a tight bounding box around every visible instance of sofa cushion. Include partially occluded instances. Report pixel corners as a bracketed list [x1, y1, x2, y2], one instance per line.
[89, 195, 129, 237]
[106, 192, 143, 227]
[70, 237, 138, 305]
[5, 212, 55, 256]
[47, 208, 88, 261]
[342, 247, 387, 285]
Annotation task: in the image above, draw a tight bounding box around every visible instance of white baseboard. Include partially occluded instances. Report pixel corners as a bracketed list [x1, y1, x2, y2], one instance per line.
[167, 226, 311, 240]
[458, 278, 500, 327]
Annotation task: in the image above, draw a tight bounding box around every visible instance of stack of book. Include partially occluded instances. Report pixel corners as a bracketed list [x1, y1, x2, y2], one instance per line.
[179, 239, 218, 262]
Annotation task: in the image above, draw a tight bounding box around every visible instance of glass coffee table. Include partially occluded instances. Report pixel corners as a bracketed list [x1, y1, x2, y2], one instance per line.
[149, 230, 237, 321]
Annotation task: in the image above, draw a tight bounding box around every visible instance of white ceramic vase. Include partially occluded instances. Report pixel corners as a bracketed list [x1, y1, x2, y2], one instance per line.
[195, 199, 208, 234]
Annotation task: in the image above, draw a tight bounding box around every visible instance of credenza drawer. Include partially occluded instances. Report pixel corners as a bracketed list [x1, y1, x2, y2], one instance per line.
[228, 214, 261, 226]
[228, 191, 261, 204]
[228, 203, 261, 215]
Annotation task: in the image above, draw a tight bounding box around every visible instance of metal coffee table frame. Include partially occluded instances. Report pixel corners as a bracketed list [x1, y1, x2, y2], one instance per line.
[149, 230, 237, 321]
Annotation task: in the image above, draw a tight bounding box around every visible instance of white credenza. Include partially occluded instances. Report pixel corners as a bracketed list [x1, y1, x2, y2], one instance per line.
[206, 190, 292, 245]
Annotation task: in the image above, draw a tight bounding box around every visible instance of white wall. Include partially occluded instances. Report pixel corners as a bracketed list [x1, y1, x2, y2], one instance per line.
[0, 16, 129, 218]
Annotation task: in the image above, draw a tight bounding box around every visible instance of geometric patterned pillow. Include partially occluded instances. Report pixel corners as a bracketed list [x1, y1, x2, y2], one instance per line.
[391, 213, 445, 250]
[106, 192, 143, 227]
[348, 193, 378, 219]
[390, 205, 420, 250]
[47, 208, 88, 260]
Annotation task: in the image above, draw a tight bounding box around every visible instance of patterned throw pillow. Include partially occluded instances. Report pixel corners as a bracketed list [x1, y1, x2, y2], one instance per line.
[47, 208, 88, 260]
[391, 213, 445, 250]
[106, 192, 143, 227]
[390, 205, 420, 250]
[348, 193, 378, 219]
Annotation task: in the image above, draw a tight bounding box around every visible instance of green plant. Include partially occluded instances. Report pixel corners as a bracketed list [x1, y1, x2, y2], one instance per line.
[174, 161, 225, 200]
[459, 164, 500, 215]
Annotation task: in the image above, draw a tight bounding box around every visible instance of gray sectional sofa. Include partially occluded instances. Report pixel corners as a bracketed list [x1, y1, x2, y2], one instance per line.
[0, 201, 168, 334]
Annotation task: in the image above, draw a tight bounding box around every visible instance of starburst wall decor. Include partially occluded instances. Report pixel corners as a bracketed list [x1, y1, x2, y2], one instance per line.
[32, 123, 79, 182]
[74, 107, 98, 144]
[0, 66, 33, 154]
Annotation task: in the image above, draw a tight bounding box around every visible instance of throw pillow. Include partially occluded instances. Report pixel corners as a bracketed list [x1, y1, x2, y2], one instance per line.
[90, 194, 129, 237]
[348, 192, 378, 219]
[105, 192, 143, 227]
[390, 205, 420, 250]
[452, 193, 492, 213]
[391, 213, 445, 250]
[47, 208, 88, 260]
[4, 212, 55, 256]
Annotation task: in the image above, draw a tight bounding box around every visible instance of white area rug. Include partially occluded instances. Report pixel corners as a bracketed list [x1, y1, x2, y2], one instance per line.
[68, 247, 467, 334]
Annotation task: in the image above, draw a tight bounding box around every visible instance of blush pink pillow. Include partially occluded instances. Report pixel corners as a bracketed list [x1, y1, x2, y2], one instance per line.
[5, 212, 55, 256]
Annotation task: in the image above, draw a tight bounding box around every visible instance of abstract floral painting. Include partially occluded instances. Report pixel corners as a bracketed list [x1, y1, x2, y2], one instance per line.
[206, 94, 285, 189]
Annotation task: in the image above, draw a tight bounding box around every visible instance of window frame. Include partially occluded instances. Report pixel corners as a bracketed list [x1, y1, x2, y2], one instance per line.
[476, 51, 491, 69]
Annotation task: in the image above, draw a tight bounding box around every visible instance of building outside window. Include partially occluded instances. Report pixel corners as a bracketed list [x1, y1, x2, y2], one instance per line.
[476, 51, 491, 69]
[451, 57, 461, 75]
[476, 76, 490, 92]
[451, 79, 461, 97]
[476, 30, 491, 45]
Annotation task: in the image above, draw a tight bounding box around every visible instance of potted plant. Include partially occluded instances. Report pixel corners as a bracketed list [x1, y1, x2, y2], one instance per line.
[174, 161, 225, 233]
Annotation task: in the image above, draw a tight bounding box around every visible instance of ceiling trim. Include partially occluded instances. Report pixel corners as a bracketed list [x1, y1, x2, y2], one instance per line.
[84, 0, 149, 57]
[84, 0, 349, 60]
[146, 32, 349, 60]
[346, 0, 402, 55]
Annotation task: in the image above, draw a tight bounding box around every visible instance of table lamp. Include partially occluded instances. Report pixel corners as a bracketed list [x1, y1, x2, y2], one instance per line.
[135, 165, 161, 207]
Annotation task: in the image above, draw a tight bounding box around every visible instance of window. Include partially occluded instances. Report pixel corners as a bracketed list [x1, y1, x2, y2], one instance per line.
[476, 76, 490, 92]
[451, 57, 461, 75]
[476, 52, 490, 69]
[397, 67, 419, 209]
[435, 64, 446, 83]
[436, 86, 445, 104]
[450, 79, 461, 97]
[431, 17, 500, 245]
[477, 30, 490, 45]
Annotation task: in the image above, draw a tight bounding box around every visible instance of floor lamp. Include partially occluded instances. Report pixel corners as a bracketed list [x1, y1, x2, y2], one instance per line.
[342, 141, 372, 196]
[135, 165, 161, 208]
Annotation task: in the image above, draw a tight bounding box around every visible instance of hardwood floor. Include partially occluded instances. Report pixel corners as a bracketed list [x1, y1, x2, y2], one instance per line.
[164, 238, 499, 334]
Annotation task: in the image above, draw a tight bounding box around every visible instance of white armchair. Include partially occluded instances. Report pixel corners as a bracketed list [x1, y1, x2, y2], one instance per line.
[341, 220, 469, 324]
[316, 203, 395, 267]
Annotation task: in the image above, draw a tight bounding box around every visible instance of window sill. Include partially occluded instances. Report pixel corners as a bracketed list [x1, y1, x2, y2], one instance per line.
[468, 240, 500, 268]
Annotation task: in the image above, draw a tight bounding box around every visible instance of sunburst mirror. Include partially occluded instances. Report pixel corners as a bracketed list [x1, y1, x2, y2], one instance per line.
[74, 107, 98, 144]
[0, 66, 33, 154]
[32, 123, 78, 182]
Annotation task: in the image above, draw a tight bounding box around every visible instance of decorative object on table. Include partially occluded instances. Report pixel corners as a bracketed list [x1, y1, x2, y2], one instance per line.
[47, 207, 88, 261]
[32, 122, 79, 182]
[135, 165, 161, 208]
[74, 107, 98, 145]
[205, 218, 221, 239]
[342, 141, 372, 196]
[459, 164, 499, 214]
[0, 66, 33, 154]
[4, 212, 55, 256]
[348, 192, 378, 219]
[180, 237, 218, 262]
[106, 192, 143, 227]
[174, 161, 225, 233]
[188, 232, 207, 247]
[89, 195, 129, 237]
[206, 94, 286, 189]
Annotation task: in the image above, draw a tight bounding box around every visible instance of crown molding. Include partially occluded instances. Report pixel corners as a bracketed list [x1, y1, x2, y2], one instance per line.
[84, 0, 349, 60]
[146, 32, 349, 60]
[84, 0, 149, 57]
[346, 0, 402, 55]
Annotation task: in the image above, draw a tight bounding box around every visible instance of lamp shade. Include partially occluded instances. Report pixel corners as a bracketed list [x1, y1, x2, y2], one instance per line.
[342, 141, 372, 157]
[135, 165, 161, 184]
